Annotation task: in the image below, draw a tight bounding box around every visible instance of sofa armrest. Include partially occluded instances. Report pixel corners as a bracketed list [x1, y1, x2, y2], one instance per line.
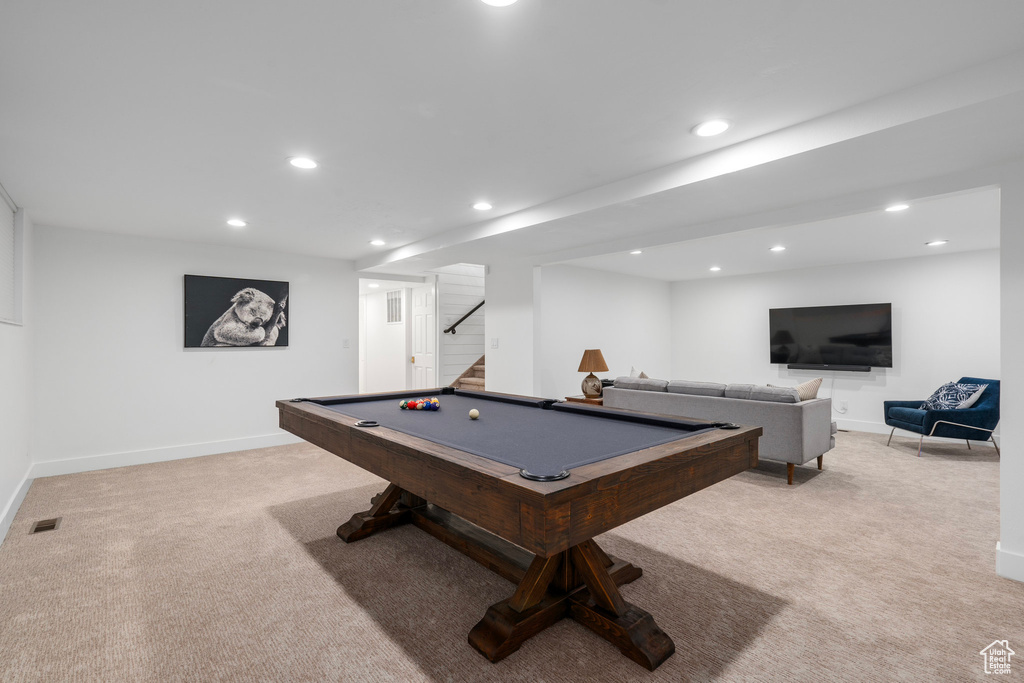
[800, 398, 834, 462]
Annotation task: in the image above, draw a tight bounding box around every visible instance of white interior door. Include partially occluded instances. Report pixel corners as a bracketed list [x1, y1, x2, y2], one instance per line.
[410, 283, 436, 389]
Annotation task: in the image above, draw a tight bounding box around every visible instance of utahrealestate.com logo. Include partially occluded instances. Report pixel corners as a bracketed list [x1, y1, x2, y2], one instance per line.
[980, 640, 1015, 675]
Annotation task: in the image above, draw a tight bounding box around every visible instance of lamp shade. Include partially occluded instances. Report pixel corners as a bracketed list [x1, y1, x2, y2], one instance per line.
[577, 349, 609, 373]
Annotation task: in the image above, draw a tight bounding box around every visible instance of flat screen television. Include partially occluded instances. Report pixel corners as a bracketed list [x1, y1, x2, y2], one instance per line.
[769, 303, 892, 371]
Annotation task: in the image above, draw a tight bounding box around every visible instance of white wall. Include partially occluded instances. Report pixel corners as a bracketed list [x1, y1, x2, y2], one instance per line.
[0, 211, 32, 540]
[30, 225, 358, 474]
[361, 288, 407, 393]
[670, 249, 1000, 433]
[484, 261, 536, 396]
[534, 265, 673, 399]
[437, 264, 485, 386]
[998, 165, 1024, 582]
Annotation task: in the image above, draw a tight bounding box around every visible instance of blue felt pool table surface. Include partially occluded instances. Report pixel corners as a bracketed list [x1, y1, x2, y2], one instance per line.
[308, 388, 716, 479]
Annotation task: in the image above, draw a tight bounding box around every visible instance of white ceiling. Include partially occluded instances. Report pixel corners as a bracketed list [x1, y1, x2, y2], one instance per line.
[2, 1, 1024, 278]
[564, 186, 1001, 280]
[358, 276, 424, 296]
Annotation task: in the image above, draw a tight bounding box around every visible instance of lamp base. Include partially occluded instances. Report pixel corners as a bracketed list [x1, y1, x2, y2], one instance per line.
[581, 373, 602, 398]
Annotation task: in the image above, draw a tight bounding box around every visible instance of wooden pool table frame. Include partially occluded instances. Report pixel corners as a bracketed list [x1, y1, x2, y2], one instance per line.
[277, 390, 761, 670]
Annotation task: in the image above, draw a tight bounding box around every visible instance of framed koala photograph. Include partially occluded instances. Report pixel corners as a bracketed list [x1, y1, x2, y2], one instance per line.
[184, 275, 289, 348]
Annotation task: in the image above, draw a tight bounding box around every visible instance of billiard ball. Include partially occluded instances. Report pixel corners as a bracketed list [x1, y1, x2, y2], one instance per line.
[469, 409, 479, 420]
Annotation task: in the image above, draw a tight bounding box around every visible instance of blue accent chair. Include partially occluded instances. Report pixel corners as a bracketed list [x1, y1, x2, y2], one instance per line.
[884, 377, 1000, 456]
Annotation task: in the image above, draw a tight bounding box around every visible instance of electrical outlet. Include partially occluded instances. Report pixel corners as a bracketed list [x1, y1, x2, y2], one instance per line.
[491, 338, 499, 349]
[839, 400, 848, 411]
[342, 339, 350, 348]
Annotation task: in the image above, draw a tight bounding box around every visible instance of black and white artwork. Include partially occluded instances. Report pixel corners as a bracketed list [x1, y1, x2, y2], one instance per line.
[184, 275, 289, 348]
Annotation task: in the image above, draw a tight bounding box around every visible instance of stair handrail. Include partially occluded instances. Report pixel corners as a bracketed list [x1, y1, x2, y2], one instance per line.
[444, 299, 484, 334]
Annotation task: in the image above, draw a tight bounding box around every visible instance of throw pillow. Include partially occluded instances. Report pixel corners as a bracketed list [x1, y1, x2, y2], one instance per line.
[767, 377, 822, 400]
[629, 366, 640, 378]
[920, 382, 987, 410]
[957, 384, 988, 409]
[795, 377, 823, 400]
[638, 371, 649, 379]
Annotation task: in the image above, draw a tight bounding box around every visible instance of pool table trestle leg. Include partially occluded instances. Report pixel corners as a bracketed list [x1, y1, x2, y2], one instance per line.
[468, 539, 673, 671]
[336, 483, 413, 542]
[334, 482, 675, 671]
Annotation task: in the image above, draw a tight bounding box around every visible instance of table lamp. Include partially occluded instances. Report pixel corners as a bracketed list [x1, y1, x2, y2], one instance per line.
[578, 349, 609, 398]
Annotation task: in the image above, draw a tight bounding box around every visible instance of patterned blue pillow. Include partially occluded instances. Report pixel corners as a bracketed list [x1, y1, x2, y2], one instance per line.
[920, 382, 988, 410]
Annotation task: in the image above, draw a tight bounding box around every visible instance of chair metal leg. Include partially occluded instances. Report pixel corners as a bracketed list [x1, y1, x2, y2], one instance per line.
[892, 418, 999, 458]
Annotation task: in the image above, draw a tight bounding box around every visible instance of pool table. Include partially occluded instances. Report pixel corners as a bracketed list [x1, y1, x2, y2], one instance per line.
[277, 387, 761, 670]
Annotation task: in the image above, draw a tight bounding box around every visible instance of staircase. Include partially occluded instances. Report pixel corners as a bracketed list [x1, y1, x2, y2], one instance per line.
[451, 355, 485, 390]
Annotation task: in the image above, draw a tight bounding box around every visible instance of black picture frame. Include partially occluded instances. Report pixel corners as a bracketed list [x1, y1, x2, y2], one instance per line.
[184, 274, 289, 348]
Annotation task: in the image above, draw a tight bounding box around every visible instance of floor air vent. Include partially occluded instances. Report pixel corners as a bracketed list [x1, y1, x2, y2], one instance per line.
[30, 518, 61, 533]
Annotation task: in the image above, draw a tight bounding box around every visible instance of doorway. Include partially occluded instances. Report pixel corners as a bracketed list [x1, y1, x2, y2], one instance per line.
[358, 277, 437, 393]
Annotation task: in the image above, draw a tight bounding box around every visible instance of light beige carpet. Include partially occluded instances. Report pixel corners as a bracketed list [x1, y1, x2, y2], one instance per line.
[1, 432, 1021, 682]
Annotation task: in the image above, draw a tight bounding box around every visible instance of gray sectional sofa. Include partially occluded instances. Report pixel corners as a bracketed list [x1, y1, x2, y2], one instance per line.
[603, 377, 836, 484]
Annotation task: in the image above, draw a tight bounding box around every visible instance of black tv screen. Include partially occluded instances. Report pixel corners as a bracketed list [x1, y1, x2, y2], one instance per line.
[769, 303, 892, 369]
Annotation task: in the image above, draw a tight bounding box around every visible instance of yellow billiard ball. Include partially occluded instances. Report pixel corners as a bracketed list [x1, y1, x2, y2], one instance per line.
[469, 409, 480, 420]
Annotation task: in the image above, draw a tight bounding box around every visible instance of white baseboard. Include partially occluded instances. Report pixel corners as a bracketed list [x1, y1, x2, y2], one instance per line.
[0, 470, 33, 547]
[28, 432, 303, 479]
[834, 418, 890, 434]
[835, 418, 1001, 446]
[996, 542, 1024, 583]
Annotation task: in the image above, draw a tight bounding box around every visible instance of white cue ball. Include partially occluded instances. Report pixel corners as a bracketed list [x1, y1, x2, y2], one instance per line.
[469, 409, 480, 420]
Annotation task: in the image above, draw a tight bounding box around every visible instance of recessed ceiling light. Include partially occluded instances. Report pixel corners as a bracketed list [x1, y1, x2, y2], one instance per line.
[226, 218, 247, 228]
[289, 157, 318, 169]
[692, 120, 730, 137]
[885, 203, 910, 212]
[368, 283, 380, 288]
[769, 245, 786, 252]
[709, 266, 722, 272]
[370, 239, 386, 246]
[630, 250, 643, 255]
[481, 0, 518, 6]
[473, 202, 493, 211]
[926, 240, 949, 247]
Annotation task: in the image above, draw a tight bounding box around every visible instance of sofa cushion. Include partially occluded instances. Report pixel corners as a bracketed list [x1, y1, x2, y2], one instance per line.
[613, 376, 668, 391]
[749, 385, 800, 403]
[888, 406, 926, 426]
[666, 380, 727, 397]
[920, 382, 988, 410]
[724, 384, 755, 399]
